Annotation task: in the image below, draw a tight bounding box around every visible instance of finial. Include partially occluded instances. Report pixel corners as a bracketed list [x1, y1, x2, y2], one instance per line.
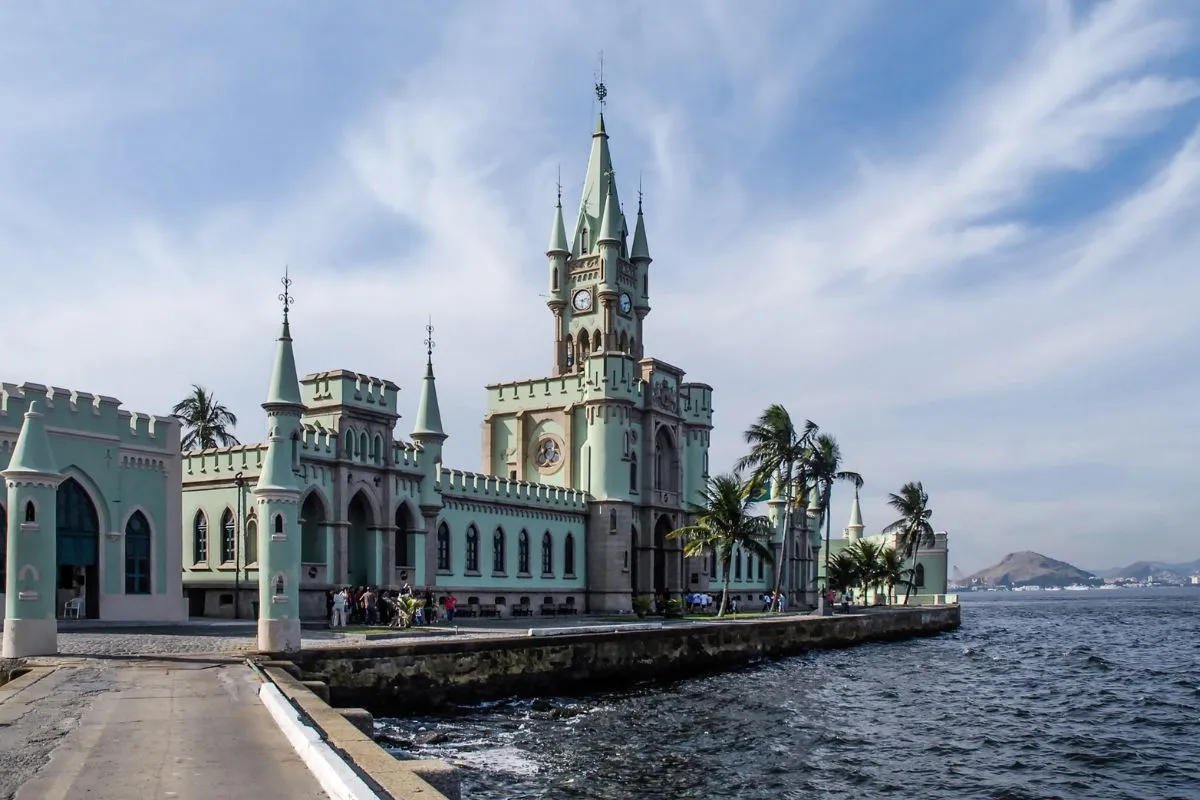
[594, 51, 607, 108]
[424, 316, 436, 366]
[638, 172, 643, 211]
[556, 164, 562, 207]
[278, 266, 294, 320]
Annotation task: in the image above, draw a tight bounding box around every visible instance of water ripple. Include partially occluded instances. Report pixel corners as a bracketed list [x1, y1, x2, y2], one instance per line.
[380, 588, 1200, 799]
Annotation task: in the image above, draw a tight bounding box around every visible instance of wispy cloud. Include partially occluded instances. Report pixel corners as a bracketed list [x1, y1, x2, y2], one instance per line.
[0, 0, 1196, 572]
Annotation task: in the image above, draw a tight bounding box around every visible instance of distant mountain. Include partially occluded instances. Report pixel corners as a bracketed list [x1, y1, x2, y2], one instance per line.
[965, 551, 1099, 588]
[1095, 559, 1200, 583]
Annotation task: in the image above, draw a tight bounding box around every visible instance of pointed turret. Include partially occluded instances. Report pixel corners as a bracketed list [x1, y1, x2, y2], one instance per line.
[412, 355, 445, 439]
[2, 400, 65, 658]
[845, 489, 864, 542]
[597, 174, 621, 246]
[6, 401, 60, 477]
[573, 112, 620, 256]
[265, 314, 303, 408]
[548, 195, 570, 256]
[630, 197, 651, 264]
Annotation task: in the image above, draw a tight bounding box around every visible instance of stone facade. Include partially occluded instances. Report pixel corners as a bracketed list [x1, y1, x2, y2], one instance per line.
[0, 382, 185, 645]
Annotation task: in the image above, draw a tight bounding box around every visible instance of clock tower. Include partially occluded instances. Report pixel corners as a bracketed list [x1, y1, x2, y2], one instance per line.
[546, 111, 651, 376]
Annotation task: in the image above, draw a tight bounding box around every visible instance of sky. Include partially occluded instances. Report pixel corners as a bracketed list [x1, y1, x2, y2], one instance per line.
[2, 0, 1198, 575]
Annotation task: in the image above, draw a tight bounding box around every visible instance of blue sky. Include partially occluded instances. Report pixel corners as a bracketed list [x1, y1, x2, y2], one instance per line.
[2, 0, 1198, 574]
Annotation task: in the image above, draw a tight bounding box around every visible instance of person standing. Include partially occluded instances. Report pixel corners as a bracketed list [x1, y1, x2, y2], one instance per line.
[331, 587, 348, 628]
[444, 592, 457, 622]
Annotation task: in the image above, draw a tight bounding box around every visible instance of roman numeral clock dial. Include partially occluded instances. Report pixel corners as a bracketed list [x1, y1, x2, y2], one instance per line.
[572, 288, 592, 312]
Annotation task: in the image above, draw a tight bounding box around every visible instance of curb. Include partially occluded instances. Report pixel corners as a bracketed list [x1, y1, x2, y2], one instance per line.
[258, 680, 382, 800]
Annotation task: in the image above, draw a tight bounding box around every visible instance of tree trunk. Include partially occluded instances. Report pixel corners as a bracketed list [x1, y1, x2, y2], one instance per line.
[902, 542, 922, 605]
[769, 467, 794, 602]
[718, 555, 732, 616]
[822, 483, 832, 594]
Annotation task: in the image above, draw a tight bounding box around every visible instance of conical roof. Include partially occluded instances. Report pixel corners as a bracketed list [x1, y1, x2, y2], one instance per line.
[630, 198, 651, 262]
[848, 490, 864, 528]
[548, 197, 570, 255]
[597, 174, 621, 244]
[573, 112, 620, 255]
[266, 315, 303, 408]
[4, 401, 59, 476]
[412, 357, 446, 439]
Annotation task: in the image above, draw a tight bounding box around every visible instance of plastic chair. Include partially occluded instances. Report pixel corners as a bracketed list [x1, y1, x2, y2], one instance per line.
[63, 597, 84, 619]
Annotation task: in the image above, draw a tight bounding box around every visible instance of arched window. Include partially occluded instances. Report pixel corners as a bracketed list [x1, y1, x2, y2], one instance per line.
[125, 511, 151, 594]
[564, 334, 575, 369]
[343, 429, 355, 458]
[915, 563, 926, 588]
[493, 527, 506, 574]
[0, 504, 7, 587]
[709, 549, 717, 577]
[465, 525, 479, 572]
[359, 432, 368, 462]
[192, 511, 208, 565]
[291, 430, 300, 469]
[654, 427, 679, 492]
[609, 510, 617, 534]
[274, 514, 284, 535]
[541, 532, 553, 576]
[758, 555, 764, 580]
[552, 269, 559, 291]
[437, 522, 451, 571]
[373, 434, 384, 464]
[245, 519, 258, 565]
[582, 227, 589, 252]
[518, 530, 530, 574]
[746, 553, 753, 580]
[619, 331, 628, 352]
[564, 533, 576, 577]
[220, 509, 236, 563]
[735, 549, 742, 580]
[593, 329, 602, 351]
[630, 454, 638, 492]
[579, 330, 590, 355]
[24, 501, 35, 523]
[630, 337, 637, 357]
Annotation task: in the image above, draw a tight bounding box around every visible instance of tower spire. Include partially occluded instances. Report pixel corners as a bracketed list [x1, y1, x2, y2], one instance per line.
[598, 168, 620, 245]
[631, 175, 651, 263]
[845, 487, 864, 542]
[265, 269, 303, 408]
[413, 318, 446, 439]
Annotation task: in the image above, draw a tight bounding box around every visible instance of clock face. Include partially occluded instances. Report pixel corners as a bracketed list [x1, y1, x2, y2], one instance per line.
[619, 293, 632, 314]
[572, 288, 592, 312]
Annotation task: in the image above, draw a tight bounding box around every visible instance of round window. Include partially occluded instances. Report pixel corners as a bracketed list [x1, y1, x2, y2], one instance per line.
[534, 435, 564, 474]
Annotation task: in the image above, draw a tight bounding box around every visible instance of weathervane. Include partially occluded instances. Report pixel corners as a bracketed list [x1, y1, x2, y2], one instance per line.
[424, 316, 436, 365]
[638, 171, 644, 210]
[594, 51, 607, 108]
[279, 266, 294, 319]
[556, 163, 562, 206]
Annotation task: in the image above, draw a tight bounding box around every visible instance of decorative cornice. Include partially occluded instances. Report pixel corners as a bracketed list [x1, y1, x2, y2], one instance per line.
[3, 471, 65, 489]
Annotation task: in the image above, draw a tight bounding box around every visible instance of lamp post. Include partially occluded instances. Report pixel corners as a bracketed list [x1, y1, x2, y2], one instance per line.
[234, 472, 245, 620]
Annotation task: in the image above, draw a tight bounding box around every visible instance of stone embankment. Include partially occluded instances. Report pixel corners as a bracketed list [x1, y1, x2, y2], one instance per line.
[285, 606, 960, 715]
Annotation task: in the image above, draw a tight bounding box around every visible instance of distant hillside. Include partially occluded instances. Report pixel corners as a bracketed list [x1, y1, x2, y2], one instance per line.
[966, 551, 1099, 588]
[1096, 559, 1200, 583]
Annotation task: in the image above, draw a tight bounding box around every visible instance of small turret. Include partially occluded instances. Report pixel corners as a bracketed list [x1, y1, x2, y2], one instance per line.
[597, 174, 621, 246]
[845, 489, 864, 542]
[412, 321, 447, 505]
[547, 191, 570, 309]
[630, 196, 651, 265]
[2, 401, 65, 658]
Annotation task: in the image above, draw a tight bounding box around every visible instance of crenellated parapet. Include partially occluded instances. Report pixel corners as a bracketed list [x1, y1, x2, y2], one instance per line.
[392, 440, 420, 470]
[486, 354, 647, 413]
[183, 444, 266, 479]
[438, 467, 590, 512]
[0, 382, 178, 453]
[298, 422, 336, 457]
[301, 370, 400, 419]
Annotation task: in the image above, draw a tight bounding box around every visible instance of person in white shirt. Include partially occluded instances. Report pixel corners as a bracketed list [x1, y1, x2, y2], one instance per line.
[331, 587, 348, 627]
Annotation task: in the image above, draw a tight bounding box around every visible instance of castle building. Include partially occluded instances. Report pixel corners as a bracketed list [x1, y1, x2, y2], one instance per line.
[179, 106, 770, 619]
[1, 384, 185, 655]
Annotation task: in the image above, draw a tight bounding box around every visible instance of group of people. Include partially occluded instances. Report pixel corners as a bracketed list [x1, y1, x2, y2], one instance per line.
[680, 591, 792, 614]
[325, 583, 460, 628]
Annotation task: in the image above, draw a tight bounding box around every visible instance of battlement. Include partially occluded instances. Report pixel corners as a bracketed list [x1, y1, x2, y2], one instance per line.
[299, 422, 336, 456]
[301, 370, 400, 418]
[438, 467, 589, 512]
[680, 383, 714, 426]
[183, 443, 266, 478]
[486, 354, 646, 411]
[392, 439, 420, 470]
[0, 381, 178, 451]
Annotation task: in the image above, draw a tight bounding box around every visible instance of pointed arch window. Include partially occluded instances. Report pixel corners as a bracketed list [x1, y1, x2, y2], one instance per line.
[709, 549, 717, 577]
[630, 453, 638, 493]
[734, 549, 742, 580]
[125, 511, 151, 594]
[274, 514, 284, 535]
[493, 527, 506, 574]
[915, 563, 926, 589]
[609, 510, 617, 534]
[192, 511, 208, 565]
[564, 533, 576, 577]
[541, 532, 553, 576]
[437, 522, 451, 572]
[465, 525, 479, 573]
[359, 432, 369, 462]
[246, 519, 258, 566]
[220, 509, 236, 564]
[24, 501, 35, 523]
[518, 530, 530, 575]
[582, 227, 589, 252]
[552, 269, 559, 291]
[343, 429, 355, 458]
[593, 329, 602, 351]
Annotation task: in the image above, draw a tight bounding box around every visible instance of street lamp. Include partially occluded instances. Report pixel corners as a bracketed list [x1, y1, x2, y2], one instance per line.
[234, 472, 246, 620]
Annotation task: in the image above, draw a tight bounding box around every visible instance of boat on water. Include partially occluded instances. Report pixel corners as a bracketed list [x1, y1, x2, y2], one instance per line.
[1064, 584, 1092, 591]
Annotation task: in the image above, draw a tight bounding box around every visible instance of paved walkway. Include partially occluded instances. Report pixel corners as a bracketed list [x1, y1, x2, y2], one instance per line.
[0, 658, 327, 800]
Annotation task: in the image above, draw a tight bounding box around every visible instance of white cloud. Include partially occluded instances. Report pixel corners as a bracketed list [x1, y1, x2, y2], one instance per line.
[1, 0, 1197, 574]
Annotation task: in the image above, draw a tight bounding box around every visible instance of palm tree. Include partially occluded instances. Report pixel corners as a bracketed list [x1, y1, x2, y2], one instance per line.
[883, 481, 936, 605]
[172, 385, 241, 451]
[826, 551, 857, 596]
[876, 547, 909, 605]
[847, 539, 883, 604]
[810, 433, 863, 593]
[734, 405, 818, 604]
[668, 474, 775, 617]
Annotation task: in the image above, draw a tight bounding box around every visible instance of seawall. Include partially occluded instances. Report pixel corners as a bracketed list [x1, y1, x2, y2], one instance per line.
[287, 606, 960, 715]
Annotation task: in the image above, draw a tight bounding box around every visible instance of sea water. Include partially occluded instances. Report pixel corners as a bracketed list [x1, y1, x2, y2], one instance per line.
[379, 589, 1200, 799]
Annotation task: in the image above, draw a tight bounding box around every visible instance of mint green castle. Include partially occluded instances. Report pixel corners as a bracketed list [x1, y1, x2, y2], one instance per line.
[179, 110, 728, 627]
[3, 106, 949, 657]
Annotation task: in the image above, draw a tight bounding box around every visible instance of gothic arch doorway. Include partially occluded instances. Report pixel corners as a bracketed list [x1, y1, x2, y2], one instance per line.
[57, 477, 100, 619]
[300, 491, 328, 566]
[394, 503, 415, 582]
[654, 427, 679, 493]
[346, 491, 376, 586]
[653, 514, 673, 599]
